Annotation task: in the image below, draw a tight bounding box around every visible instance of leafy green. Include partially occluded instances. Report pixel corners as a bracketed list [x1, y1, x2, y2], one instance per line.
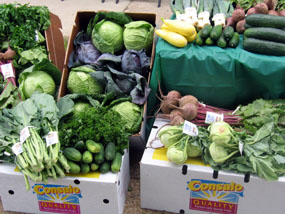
[0, 3, 50, 53]
[0, 82, 21, 110]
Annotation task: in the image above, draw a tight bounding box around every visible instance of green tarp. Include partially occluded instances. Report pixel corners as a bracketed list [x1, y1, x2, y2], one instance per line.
[148, 36, 285, 111]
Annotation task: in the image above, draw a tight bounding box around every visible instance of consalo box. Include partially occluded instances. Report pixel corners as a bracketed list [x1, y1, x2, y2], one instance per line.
[140, 117, 285, 214]
[58, 11, 156, 150]
[0, 150, 130, 214]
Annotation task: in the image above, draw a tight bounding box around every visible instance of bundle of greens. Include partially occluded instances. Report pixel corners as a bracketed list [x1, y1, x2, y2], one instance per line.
[0, 3, 50, 53]
[0, 93, 72, 190]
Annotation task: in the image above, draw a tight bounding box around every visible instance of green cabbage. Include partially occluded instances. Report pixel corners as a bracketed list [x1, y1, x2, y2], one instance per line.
[123, 21, 154, 51]
[73, 101, 92, 117]
[110, 100, 142, 133]
[92, 20, 123, 54]
[67, 66, 103, 95]
[22, 71, 55, 99]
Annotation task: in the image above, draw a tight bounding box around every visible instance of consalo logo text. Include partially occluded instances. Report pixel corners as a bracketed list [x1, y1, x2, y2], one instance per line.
[187, 179, 244, 214]
[33, 184, 82, 214]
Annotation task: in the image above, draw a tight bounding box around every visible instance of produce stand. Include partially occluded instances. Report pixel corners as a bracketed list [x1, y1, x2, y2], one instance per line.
[0, 150, 130, 214]
[140, 117, 285, 214]
[147, 36, 285, 111]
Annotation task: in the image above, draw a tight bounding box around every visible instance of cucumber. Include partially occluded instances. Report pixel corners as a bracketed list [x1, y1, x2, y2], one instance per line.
[205, 37, 215, 46]
[111, 152, 123, 173]
[86, 140, 101, 153]
[223, 26, 234, 41]
[228, 32, 240, 48]
[244, 27, 285, 44]
[246, 14, 285, 29]
[100, 162, 111, 173]
[201, 24, 213, 39]
[67, 161, 81, 174]
[243, 38, 285, 56]
[217, 33, 227, 48]
[195, 30, 204, 46]
[210, 25, 223, 40]
[90, 163, 99, 171]
[105, 142, 116, 161]
[80, 163, 90, 174]
[74, 141, 86, 152]
[82, 151, 93, 164]
[94, 144, 104, 164]
[63, 147, 82, 162]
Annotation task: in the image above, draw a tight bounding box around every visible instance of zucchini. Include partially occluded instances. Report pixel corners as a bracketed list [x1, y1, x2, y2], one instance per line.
[105, 142, 116, 161]
[67, 161, 81, 174]
[244, 27, 285, 44]
[86, 140, 101, 153]
[201, 24, 213, 39]
[246, 14, 285, 29]
[195, 30, 204, 46]
[74, 141, 86, 152]
[210, 25, 223, 40]
[228, 32, 240, 48]
[100, 162, 111, 173]
[223, 26, 234, 41]
[82, 151, 93, 164]
[94, 144, 104, 164]
[80, 163, 90, 174]
[243, 38, 285, 56]
[205, 37, 215, 46]
[217, 33, 227, 48]
[90, 163, 99, 171]
[63, 147, 82, 162]
[111, 152, 123, 173]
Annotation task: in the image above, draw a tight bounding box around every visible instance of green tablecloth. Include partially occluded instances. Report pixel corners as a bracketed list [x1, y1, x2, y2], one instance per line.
[148, 36, 285, 112]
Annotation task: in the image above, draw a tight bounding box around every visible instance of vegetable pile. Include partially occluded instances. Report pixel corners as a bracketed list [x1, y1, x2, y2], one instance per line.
[154, 87, 285, 181]
[0, 3, 62, 110]
[68, 11, 154, 105]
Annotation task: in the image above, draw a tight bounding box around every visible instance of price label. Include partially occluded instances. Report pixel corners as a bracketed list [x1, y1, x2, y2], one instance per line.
[45, 131, 59, 147]
[1, 63, 14, 79]
[239, 141, 244, 155]
[183, 120, 199, 136]
[20, 127, 30, 143]
[12, 143, 23, 156]
[205, 112, 224, 124]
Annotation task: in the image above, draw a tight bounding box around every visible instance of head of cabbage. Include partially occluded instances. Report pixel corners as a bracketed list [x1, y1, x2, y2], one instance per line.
[110, 101, 142, 133]
[92, 20, 124, 54]
[73, 101, 92, 117]
[67, 66, 103, 95]
[22, 71, 55, 99]
[123, 21, 154, 52]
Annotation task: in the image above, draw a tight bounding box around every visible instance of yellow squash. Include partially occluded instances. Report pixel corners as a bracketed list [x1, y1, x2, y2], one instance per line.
[186, 30, 197, 43]
[162, 18, 196, 37]
[155, 29, 188, 48]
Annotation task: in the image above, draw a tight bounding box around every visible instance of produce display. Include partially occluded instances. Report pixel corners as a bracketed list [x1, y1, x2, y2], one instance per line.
[153, 91, 285, 181]
[0, 3, 62, 109]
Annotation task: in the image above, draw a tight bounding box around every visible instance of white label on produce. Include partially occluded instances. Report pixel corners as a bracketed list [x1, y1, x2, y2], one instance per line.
[205, 112, 224, 124]
[183, 120, 199, 136]
[45, 131, 59, 147]
[239, 141, 244, 155]
[20, 127, 30, 143]
[4, 151, 11, 156]
[12, 143, 23, 156]
[1, 63, 14, 79]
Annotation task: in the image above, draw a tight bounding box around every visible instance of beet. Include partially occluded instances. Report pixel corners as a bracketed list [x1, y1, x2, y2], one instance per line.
[178, 95, 199, 107]
[247, 7, 257, 16]
[236, 19, 246, 34]
[279, 10, 285, 16]
[232, 9, 245, 23]
[255, 3, 269, 14]
[170, 115, 185, 126]
[268, 10, 279, 15]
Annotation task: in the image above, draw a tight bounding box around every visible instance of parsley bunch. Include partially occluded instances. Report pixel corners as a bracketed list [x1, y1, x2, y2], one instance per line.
[58, 106, 130, 153]
[0, 3, 50, 52]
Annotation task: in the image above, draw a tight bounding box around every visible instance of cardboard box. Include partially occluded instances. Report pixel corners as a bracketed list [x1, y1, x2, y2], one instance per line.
[0, 150, 130, 214]
[140, 117, 285, 214]
[45, 12, 66, 72]
[58, 11, 156, 150]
